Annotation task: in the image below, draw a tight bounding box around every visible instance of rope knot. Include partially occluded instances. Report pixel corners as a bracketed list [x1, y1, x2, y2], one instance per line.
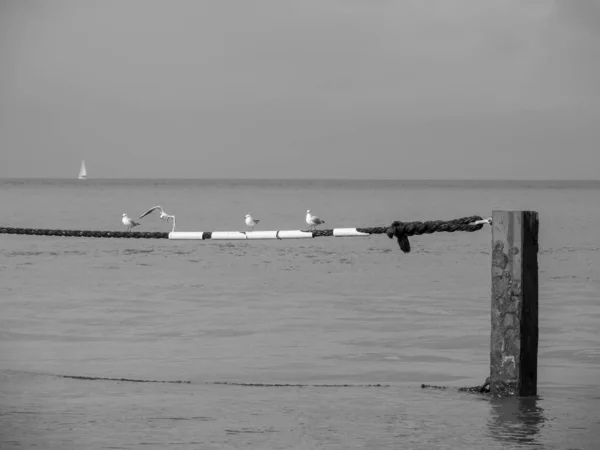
[386, 216, 485, 253]
[387, 221, 411, 253]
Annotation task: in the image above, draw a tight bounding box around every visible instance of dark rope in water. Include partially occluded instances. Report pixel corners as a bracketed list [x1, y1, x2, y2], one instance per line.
[56, 374, 191, 384]
[19, 372, 390, 388]
[11, 371, 490, 391]
[421, 376, 491, 394]
[206, 381, 390, 388]
[0, 215, 485, 253]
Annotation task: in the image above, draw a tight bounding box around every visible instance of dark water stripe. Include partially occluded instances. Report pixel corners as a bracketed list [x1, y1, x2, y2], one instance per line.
[422, 379, 491, 394]
[8, 371, 490, 391]
[57, 374, 191, 384]
[208, 381, 391, 388]
[7, 371, 391, 388]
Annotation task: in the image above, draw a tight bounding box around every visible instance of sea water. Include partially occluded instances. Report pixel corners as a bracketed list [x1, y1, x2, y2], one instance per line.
[1, 179, 599, 449]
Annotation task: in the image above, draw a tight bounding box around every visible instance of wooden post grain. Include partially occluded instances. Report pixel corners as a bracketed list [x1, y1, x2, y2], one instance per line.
[490, 211, 539, 397]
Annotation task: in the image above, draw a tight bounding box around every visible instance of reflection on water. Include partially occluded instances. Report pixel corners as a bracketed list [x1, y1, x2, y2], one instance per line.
[487, 396, 546, 447]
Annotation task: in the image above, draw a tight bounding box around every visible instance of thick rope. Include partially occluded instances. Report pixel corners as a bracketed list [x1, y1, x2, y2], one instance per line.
[0, 216, 485, 253]
[383, 215, 485, 253]
[0, 228, 169, 239]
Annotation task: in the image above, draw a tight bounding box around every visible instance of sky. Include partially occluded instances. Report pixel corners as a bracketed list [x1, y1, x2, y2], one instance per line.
[0, 0, 599, 179]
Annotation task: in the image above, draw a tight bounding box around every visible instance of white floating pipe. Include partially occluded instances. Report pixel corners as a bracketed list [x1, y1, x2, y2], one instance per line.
[274, 230, 314, 239]
[333, 228, 370, 237]
[245, 231, 279, 240]
[210, 231, 249, 240]
[168, 229, 319, 240]
[169, 231, 205, 240]
[168, 228, 379, 241]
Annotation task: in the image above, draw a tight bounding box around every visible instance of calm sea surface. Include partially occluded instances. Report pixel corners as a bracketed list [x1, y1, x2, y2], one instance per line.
[1, 179, 599, 449]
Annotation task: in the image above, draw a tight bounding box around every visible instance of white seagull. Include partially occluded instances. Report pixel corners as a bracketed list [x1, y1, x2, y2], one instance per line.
[122, 213, 140, 232]
[245, 213, 259, 230]
[138, 205, 176, 232]
[306, 209, 325, 230]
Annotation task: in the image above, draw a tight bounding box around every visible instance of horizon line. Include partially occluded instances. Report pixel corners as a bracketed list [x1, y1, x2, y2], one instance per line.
[1, 176, 599, 182]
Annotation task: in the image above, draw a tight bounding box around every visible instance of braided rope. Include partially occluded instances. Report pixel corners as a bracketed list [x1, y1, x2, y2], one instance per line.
[0, 216, 485, 253]
[0, 227, 169, 239]
[384, 215, 485, 253]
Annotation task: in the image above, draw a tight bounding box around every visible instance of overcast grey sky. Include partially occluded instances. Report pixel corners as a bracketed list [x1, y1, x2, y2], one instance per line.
[1, 0, 599, 179]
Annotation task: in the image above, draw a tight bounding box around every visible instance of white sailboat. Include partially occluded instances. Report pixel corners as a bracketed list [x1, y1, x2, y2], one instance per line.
[78, 160, 87, 180]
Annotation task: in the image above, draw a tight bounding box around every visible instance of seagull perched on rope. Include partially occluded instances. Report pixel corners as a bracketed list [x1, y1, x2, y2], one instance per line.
[138, 206, 176, 232]
[245, 213, 260, 230]
[306, 209, 325, 230]
[122, 213, 140, 232]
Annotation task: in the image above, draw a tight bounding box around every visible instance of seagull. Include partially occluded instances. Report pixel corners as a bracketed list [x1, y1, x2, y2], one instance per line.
[138, 205, 176, 232]
[122, 213, 140, 232]
[245, 213, 259, 230]
[306, 209, 325, 230]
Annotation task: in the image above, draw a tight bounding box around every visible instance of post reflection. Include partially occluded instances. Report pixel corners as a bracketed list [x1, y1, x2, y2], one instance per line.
[487, 396, 546, 447]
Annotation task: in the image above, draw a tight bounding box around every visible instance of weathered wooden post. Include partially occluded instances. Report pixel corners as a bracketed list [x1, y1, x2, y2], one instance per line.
[490, 211, 539, 397]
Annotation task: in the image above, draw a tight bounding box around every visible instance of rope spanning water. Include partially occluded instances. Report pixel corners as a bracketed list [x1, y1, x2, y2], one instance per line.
[421, 376, 491, 395]
[0, 215, 486, 253]
[12, 371, 490, 391]
[0, 228, 170, 239]
[19, 372, 390, 388]
[362, 215, 485, 253]
[57, 374, 190, 384]
[206, 382, 390, 388]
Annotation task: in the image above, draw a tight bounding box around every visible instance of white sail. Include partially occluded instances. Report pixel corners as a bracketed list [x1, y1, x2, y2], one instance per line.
[78, 160, 87, 179]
